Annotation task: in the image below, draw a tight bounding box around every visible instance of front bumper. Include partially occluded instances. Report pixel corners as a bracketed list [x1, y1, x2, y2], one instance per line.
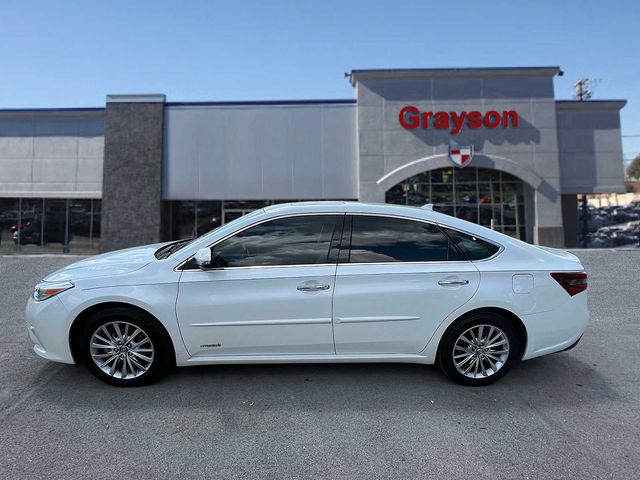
[25, 295, 75, 364]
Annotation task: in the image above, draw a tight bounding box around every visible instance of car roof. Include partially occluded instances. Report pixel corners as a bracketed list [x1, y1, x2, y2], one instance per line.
[263, 200, 428, 214]
[263, 200, 452, 223]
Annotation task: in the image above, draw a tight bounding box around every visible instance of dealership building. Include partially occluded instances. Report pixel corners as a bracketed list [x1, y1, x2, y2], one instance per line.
[0, 66, 626, 254]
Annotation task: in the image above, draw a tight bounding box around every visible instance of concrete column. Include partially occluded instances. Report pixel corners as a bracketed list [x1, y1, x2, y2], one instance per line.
[561, 194, 579, 248]
[533, 181, 565, 247]
[358, 180, 386, 203]
[101, 94, 166, 252]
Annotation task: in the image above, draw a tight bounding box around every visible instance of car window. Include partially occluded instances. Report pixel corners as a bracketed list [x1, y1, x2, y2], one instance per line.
[442, 228, 500, 260]
[212, 215, 341, 267]
[346, 215, 464, 263]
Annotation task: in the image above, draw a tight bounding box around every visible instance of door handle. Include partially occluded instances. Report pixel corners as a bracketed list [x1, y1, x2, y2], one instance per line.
[438, 279, 469, 286]
[297, 283, 330, 292]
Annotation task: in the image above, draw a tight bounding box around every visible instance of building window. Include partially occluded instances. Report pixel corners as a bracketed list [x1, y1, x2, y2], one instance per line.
[69, 199, 101, 253]
[221, 200, 273, 224]
[0, 198, 19, 255]
[385, 167, 526, 240]
[0, 198, 101, 254]
[163, 199, 352, 242]
[164, 200, 223, 240]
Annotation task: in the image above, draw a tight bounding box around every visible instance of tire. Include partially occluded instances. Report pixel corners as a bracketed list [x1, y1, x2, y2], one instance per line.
[79, 307, 173, 387]
[438, 312, 519, 386]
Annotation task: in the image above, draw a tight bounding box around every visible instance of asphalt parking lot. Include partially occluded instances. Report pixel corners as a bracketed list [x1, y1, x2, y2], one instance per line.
[0, 251, 638, 479]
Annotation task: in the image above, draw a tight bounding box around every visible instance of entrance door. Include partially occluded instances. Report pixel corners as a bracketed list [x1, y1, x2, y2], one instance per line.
[332, 215, 480, 354]
[384, 167, 528, 242]
[176, 214, 343, 356]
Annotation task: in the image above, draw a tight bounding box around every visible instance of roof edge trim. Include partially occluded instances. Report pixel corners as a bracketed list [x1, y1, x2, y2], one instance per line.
[555, 100, 626, 110]
[106, 94, 166, 103]
[348, 66, 561, 86]
[166, 99, 356, 107]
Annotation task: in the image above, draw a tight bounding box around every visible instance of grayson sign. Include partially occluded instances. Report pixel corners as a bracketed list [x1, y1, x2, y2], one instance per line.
[399, 106, 519, 134]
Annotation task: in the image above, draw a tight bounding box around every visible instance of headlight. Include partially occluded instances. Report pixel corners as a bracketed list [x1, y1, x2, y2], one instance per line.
[33, 281, 75, 302]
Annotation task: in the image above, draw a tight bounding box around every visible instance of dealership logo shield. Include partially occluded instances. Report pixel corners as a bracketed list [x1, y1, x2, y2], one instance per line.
[449, 145, 474, 168]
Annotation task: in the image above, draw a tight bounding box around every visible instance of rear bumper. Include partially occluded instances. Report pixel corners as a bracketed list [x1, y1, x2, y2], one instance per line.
[559, 335, 583, 353]
[521, 292, 589, 360]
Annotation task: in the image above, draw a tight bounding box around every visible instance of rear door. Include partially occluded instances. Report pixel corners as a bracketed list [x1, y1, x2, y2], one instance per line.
[332, 215, 480, 354]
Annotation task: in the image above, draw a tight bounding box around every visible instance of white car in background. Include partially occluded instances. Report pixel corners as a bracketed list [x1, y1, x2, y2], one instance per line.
[25, 202, 589, 387]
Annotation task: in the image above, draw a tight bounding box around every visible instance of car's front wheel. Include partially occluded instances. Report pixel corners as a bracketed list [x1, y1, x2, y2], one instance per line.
[438, 313, 519, 386]
[80, 308, 172, 387]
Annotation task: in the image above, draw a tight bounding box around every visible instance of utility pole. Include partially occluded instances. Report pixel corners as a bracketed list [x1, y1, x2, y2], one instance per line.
[574, 78, 593, 246]
[574, 78, 593, 101]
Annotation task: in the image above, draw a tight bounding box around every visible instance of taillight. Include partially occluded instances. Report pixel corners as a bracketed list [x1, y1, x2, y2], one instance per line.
[550, 272, 587, 296]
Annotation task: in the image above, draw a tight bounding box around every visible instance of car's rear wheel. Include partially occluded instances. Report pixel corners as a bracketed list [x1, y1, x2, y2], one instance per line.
[80, 308, 172, 387]
[438, 312, 519, 386]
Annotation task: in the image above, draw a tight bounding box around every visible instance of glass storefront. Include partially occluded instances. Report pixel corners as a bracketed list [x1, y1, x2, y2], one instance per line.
[0, 185, 526, 253]
[385, 167, 527, 240]
[0, 198, 101, 255]
[164, 200, 346, 241]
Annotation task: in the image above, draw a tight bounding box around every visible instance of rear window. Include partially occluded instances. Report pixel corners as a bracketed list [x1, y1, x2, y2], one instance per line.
[443, 228, 500, 260]
[346, 215, 464, 263]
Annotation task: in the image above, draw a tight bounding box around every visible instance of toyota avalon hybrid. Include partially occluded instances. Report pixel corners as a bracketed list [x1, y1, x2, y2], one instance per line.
[25, 201, 589, 387]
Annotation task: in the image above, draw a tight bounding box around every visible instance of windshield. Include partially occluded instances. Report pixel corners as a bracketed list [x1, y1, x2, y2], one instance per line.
[154, 239, 194, 259]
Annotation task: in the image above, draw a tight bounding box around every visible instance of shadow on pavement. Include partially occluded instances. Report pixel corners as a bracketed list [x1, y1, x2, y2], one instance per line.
[33, 350, 618, 414]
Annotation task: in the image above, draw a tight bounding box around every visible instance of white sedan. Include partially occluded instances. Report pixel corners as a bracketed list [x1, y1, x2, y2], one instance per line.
[25, 201, 589, 387]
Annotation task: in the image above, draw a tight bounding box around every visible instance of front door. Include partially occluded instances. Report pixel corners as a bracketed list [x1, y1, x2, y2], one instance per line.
[332, 215, 480, 354]
[176, 214, 343, 357]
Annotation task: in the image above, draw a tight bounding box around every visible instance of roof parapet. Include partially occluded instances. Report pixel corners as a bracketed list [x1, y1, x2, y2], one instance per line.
[555, 100, 626, 111]
[347, 66, 562, 86]
[106, 94, 166, 103]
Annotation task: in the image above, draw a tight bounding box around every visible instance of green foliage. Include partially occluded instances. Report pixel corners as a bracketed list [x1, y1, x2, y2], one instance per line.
[627, 154, 640, 180]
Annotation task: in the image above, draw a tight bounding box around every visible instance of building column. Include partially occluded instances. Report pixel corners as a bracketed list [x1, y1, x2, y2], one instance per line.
[101, 94, 166, 252]
[533, 181, 565, 247]
[561, 194, 579, 248]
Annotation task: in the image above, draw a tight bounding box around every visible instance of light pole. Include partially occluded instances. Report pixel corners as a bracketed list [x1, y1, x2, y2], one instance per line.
[402, 182, 410, 205]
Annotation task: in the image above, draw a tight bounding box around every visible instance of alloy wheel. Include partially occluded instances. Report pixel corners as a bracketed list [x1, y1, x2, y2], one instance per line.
[89, 321, 154, 380]
[452, 324, 510, 379]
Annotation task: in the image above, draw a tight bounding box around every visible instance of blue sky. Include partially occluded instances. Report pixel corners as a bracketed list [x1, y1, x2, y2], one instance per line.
[1, 0, 638, 165]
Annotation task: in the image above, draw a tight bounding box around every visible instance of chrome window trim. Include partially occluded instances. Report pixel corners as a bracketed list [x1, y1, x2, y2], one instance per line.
[180, 259, 474, 273]
[338, 260, 472, 267]
[175, 212, 346, 272]
[179, 263, 339, 273]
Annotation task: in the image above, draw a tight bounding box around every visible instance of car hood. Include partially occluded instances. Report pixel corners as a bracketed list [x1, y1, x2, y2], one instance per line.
[43, 243, 168, 282]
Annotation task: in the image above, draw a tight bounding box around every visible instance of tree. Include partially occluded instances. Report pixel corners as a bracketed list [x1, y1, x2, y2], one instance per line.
[627, 154, 640, 180]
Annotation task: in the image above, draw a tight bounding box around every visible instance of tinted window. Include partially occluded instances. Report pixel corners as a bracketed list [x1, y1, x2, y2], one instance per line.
[443, 228, 500, 260]
[212, 215, 341, 267]
[347, 215, 464, 263]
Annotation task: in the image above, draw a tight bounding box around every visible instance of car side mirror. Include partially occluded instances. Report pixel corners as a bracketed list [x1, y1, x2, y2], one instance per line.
[195, 248, 213, 269]
[194, 248, 228, 270]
